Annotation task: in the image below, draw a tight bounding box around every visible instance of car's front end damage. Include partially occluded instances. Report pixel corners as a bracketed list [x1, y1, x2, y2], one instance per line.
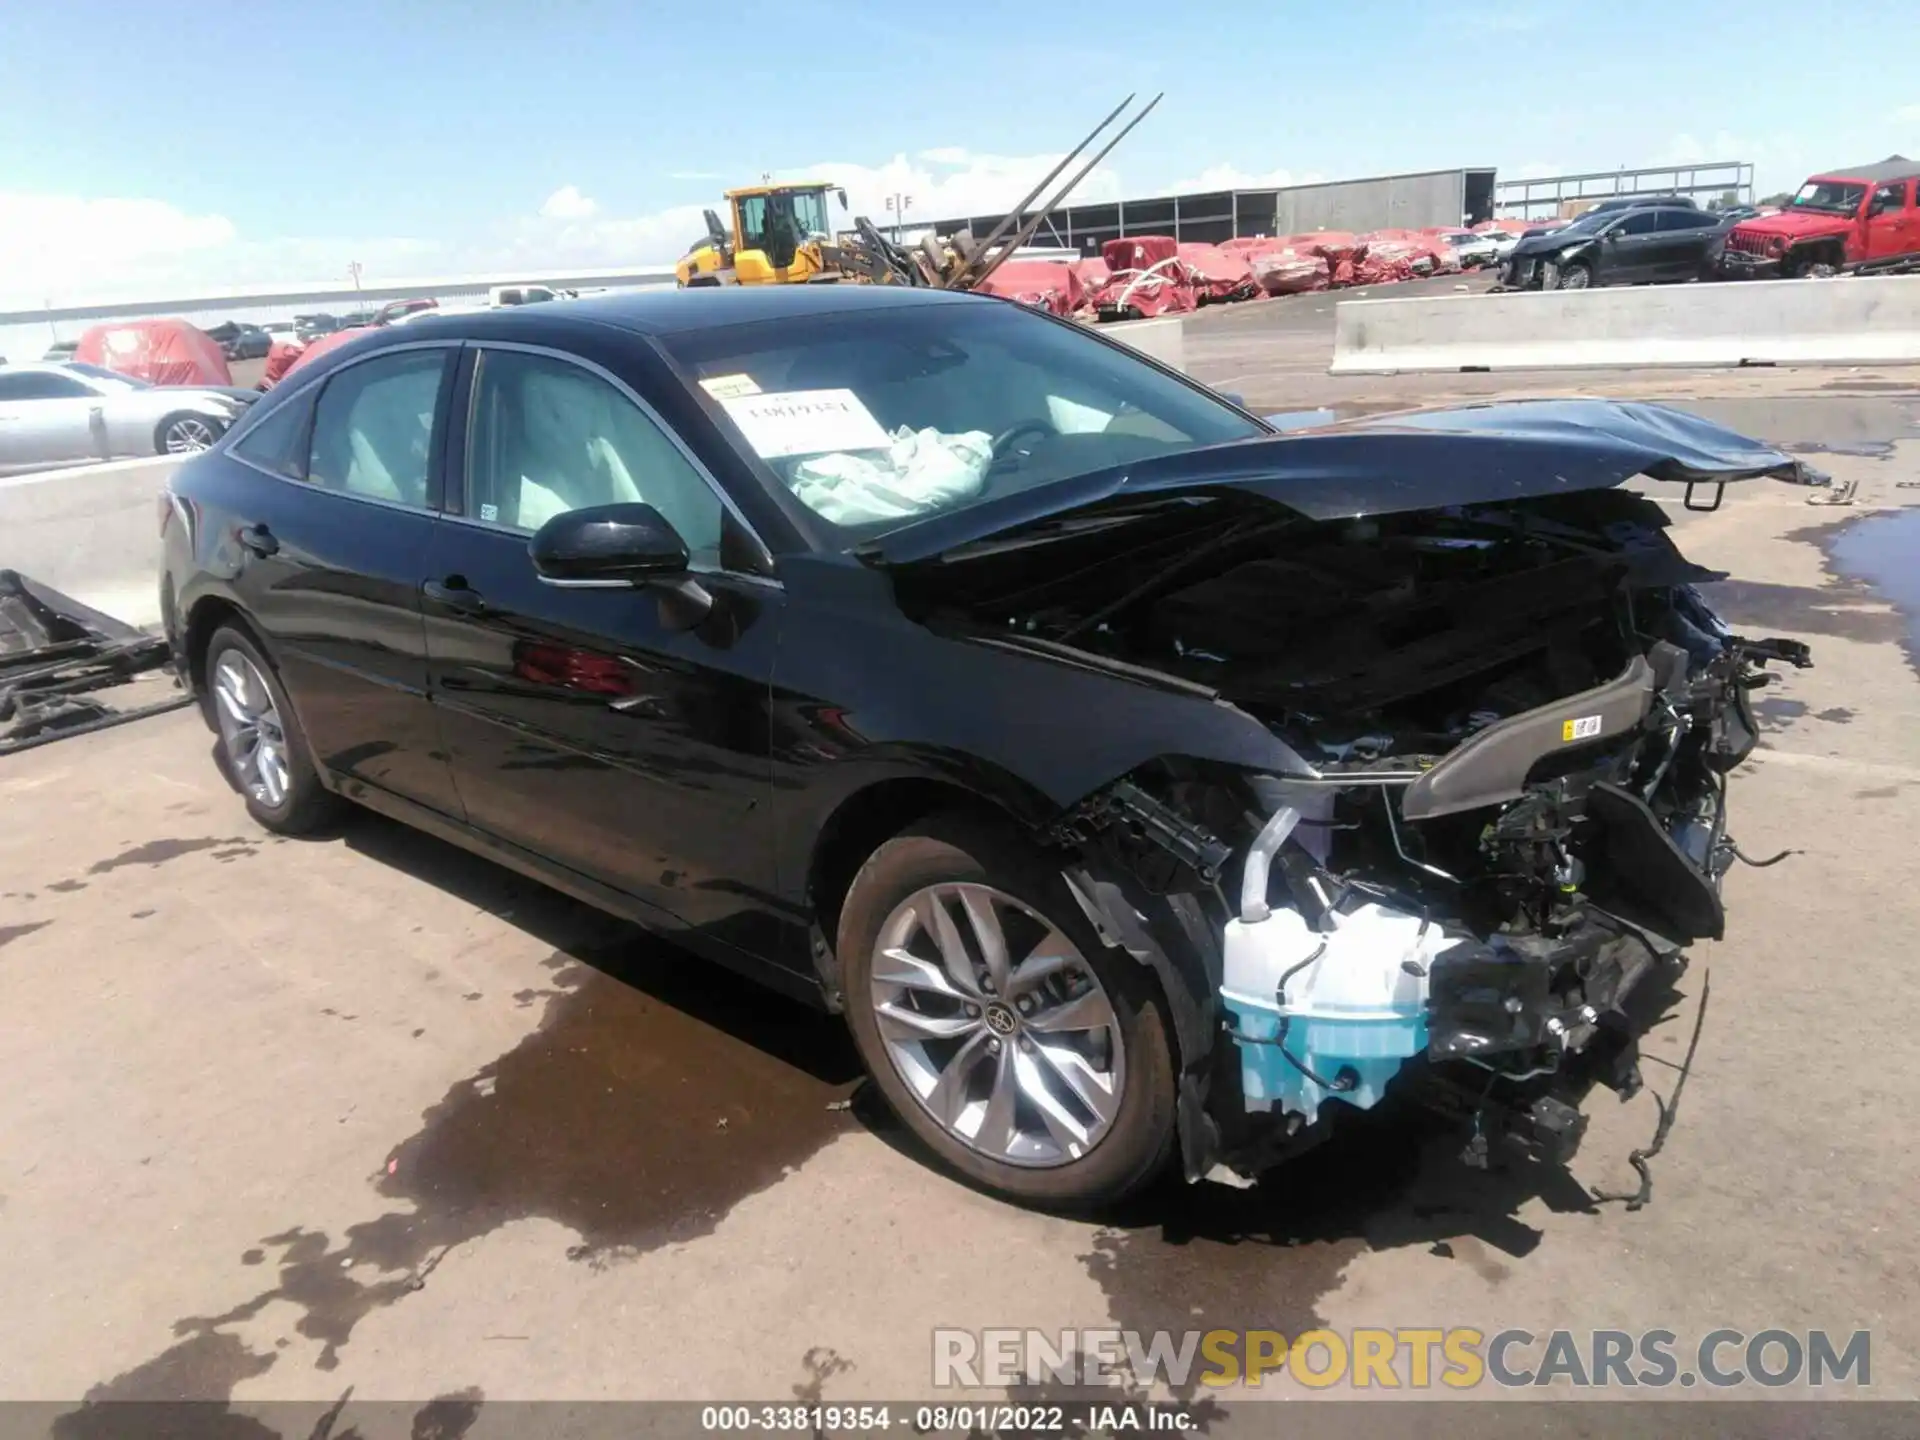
[877, 400, 1817, 1185]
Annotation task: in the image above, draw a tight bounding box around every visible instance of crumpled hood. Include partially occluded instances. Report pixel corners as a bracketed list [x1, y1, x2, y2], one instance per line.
[1731, 208, 1855, 240]
[1510, 227, 1603, 258]
[864, 399, 1814, 566]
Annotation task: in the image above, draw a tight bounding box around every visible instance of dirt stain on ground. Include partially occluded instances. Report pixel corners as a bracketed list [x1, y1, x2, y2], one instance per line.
[0, 920, 52, 949]
[160, 926, 861, 1373]
[87, 837, 249, 875]
[1081, 1104, 1597, 1396]
[47, 878, 87, 893]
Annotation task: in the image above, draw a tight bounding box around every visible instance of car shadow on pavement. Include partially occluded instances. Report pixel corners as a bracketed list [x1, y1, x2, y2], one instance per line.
[267, 796, 1691, 1355]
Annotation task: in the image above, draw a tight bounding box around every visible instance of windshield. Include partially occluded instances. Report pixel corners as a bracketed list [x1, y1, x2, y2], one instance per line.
[661, 300, 1264, 538]
[1790, 180, 1866, 215]
[1556, 209, 1619, 235]
[64, 362, 149, 389]
[792, 188, 831, 237]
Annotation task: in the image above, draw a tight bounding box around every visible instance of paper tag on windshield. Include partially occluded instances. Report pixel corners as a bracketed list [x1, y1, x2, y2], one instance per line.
[700, 373, 761, 400]
[719, 388, 890, 459]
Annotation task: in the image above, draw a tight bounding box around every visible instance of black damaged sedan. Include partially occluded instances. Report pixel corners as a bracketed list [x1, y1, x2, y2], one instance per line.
[160, 286, 1812, 1206]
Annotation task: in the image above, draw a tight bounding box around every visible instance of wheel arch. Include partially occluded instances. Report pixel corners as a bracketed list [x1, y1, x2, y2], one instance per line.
[804, 772, 1051, 1003]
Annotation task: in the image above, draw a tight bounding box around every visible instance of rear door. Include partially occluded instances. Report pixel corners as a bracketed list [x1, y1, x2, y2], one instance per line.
[1865, 179, 1916, 262]
[218, 342, 466, 816]
[1655, 207, 1723, 279]
[421, 342, 787, 950]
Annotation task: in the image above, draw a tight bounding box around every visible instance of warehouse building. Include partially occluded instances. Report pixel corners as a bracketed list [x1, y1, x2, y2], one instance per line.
[925, 166, 1498, 251]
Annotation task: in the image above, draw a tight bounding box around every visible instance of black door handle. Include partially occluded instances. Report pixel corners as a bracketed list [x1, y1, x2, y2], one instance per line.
[236, 523, 278, 558]
[423, 577, 487, 614]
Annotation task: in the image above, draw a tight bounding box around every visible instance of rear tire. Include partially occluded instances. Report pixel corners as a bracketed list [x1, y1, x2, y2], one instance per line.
[157, 412, 222, 454]
[203, 624, 343, 835]
[836, 811, 1177, 1208]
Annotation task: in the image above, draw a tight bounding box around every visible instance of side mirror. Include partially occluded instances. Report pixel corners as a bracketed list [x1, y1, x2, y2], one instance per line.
[836, 188, 849, 210]
[531, 503, 690, 584]
[531, 503, 714, 630]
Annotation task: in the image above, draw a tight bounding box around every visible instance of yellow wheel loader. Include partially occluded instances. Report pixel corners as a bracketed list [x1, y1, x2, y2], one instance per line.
[673, 95, 1161, 292]
[675, 183, 852, 287]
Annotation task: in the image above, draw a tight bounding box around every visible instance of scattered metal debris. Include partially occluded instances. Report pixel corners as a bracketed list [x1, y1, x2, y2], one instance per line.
[0, 570, 186, 755]
[1806, 475, 1860, 505]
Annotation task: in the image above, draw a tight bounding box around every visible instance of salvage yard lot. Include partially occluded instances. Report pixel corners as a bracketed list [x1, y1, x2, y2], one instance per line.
[3, 305, 1920, 1422]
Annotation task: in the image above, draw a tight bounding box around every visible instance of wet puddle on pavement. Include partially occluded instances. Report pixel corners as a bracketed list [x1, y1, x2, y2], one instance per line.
[1079, 1104, 1604, 1397]
[61, 915, 861, 1420]
[1827, 507, 1920, 675]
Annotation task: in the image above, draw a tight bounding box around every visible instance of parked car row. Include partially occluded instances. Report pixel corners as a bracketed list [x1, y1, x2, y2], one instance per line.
[1497, 157, 1920, 290]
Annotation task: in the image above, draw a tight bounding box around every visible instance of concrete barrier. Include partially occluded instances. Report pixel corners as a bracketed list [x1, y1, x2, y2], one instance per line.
[1330, 275, 1920, 374]
[1103, 315, 1186, 373]
[1, 457, 178, 629]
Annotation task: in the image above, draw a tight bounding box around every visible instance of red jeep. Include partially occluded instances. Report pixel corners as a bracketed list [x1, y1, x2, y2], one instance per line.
[1720, 157, 1920, 278]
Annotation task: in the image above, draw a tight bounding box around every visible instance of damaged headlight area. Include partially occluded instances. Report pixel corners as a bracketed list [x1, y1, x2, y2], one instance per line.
[1010, 489, 1813, 1184]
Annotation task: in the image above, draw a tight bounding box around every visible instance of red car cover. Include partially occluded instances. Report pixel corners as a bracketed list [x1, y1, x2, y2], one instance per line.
[1101, 235, 1179, 272]
[1092, 235, 1195, 318]
[282, 327, 371, 379]
[261, 339, 307, 388]
[974, 260, 1084, 317]
[1176, 243, 1257, 303]
[1070, 256, 1112, 300]
[1243, 241, 1330, 294]
[75, 319, 232, 387]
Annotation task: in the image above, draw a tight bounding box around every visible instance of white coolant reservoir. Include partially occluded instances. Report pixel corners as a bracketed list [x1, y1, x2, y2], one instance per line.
[1221, 901, 1464, 1125]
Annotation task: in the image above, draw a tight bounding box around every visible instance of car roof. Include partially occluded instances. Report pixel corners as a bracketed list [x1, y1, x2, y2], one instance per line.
[391, 283, 986, 342]
[1814, 156, 1916, 185]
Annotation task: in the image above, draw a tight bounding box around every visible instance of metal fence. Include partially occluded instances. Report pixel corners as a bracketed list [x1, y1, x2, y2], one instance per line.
[1493, 162, 1755, 219]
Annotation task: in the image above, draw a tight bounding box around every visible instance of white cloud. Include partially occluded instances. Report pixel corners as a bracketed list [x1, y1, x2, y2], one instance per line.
[1892, 104, 1920, 125]
[0, 148, 1121, 306]
[772, 147, 1123, 227]
[0, 192, 237, 305]
[1160, 163, 1323, 195]
[1505, 160, 1567, 181]
[668, 170, 722, 181]
[539, 185, 598, 219]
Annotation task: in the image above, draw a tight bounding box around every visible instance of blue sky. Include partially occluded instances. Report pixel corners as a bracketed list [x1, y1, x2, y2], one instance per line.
[2, 0, 1917, 303]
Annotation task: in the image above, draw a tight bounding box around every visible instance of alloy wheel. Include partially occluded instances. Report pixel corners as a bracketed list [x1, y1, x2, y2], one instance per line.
[212, 651, 290, 808]
[869, 882, 1126, 1168]
[1559, 265, 1591, 290]
[164, 417, 218, 453]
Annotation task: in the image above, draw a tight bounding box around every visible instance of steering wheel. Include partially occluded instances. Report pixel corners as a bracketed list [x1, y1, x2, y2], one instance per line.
[990, 419, 1055, 466]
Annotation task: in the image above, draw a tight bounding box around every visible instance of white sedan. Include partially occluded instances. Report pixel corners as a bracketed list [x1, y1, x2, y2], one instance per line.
[0, 363, 257, 473]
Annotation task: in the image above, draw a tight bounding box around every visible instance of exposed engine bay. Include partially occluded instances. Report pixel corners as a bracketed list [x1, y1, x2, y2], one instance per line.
[895, 481, 1811, 1184]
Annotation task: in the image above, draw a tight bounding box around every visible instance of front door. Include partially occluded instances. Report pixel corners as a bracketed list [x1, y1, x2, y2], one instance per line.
[422, 345, 786, 953]
[0, 370, 97, 468]
[218, 344, 466, 817]
[1864, 179, 1915, 263]
[1601, 209, 1662, 282]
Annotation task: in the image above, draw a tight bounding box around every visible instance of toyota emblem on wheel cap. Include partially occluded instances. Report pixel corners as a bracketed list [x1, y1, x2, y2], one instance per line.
[984, 1002, 1018, 1036]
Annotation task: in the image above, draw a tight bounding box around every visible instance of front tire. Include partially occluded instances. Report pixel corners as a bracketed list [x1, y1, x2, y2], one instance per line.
[1555, 261, 1593, 290]
[204, 624, 343, 834]
[837, 811, 1177, 1208]
[1786, 249, 1839, 279]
